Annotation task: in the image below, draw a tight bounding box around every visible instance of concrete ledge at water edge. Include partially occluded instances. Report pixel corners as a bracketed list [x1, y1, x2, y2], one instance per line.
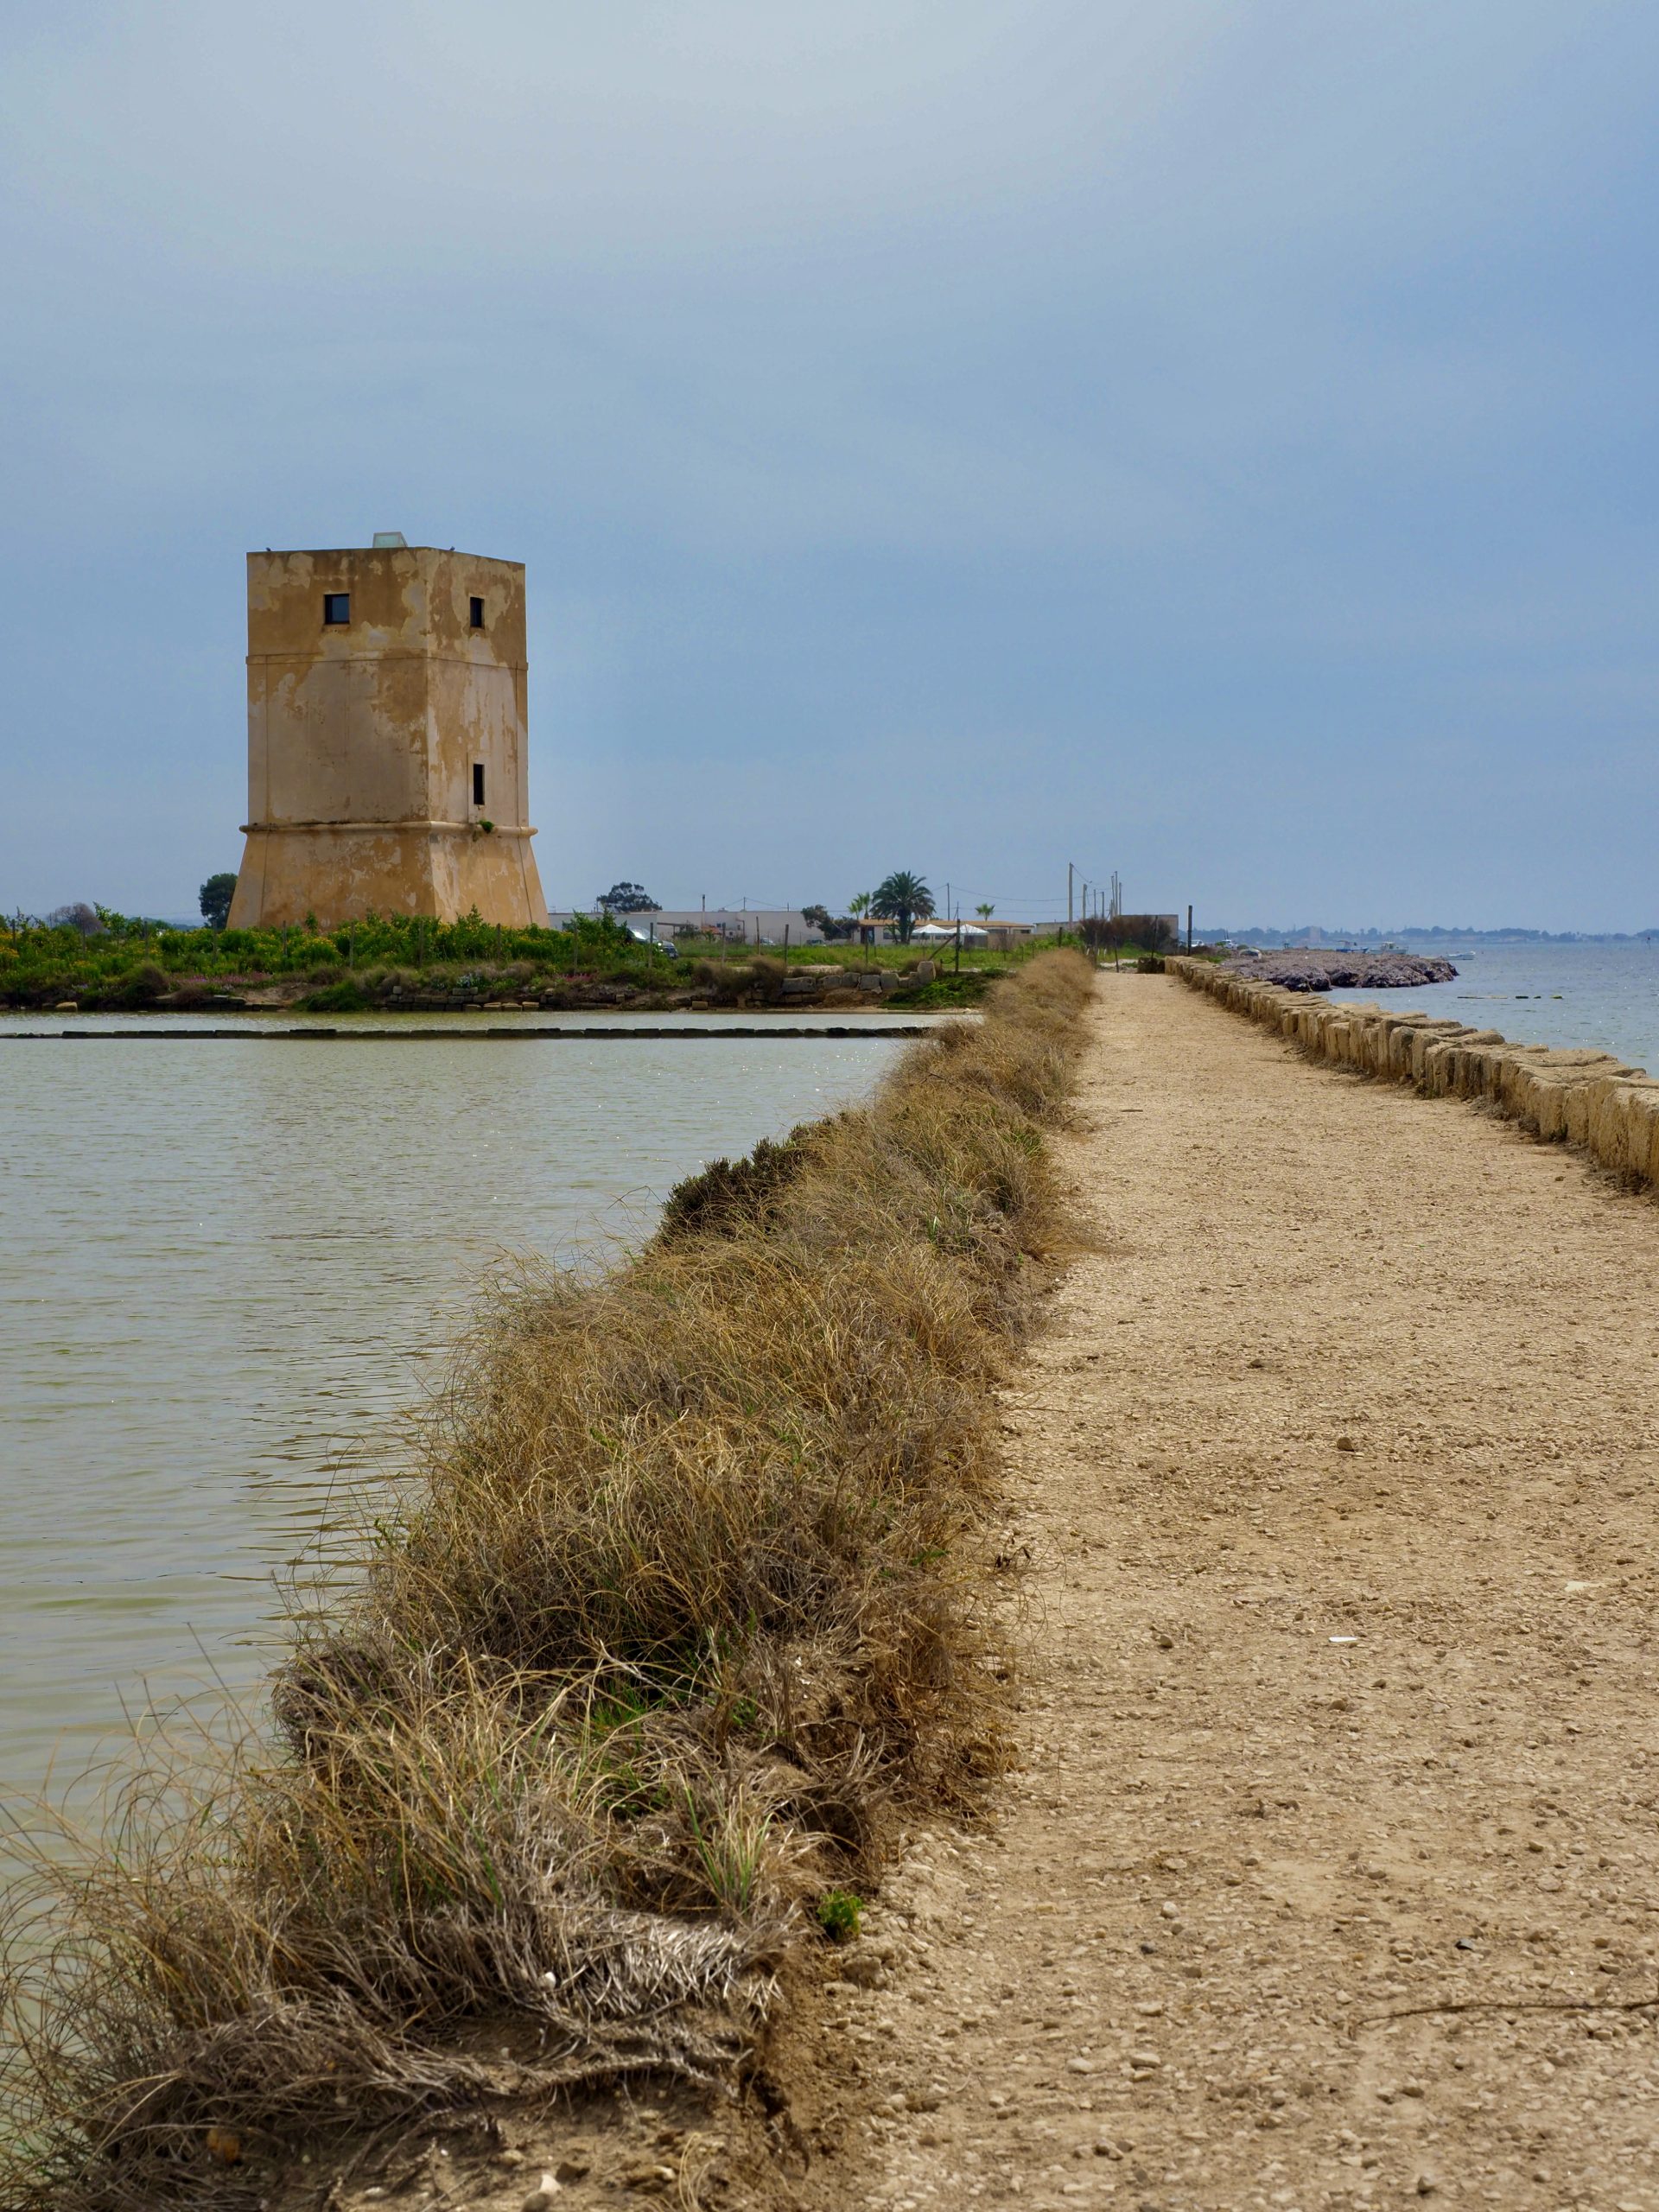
[1168, 955, 1659, 1195]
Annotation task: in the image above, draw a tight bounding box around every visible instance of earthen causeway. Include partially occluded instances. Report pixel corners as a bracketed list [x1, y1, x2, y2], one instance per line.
[760, 966, 1659, 2209]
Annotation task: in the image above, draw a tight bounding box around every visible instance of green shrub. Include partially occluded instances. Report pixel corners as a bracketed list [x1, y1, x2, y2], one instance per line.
[816, 1889, 864, 1942]
[657, 1129, 813, 1243]
[118, 962, 169, 1007]
[296, 978, 369, 1013]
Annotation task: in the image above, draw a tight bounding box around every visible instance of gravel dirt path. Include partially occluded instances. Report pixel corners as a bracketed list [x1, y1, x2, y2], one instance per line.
[784, 969, 1659, 2212]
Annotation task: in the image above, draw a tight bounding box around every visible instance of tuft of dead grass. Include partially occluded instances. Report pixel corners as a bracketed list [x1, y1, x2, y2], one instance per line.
[0, 953, 1095, 2212]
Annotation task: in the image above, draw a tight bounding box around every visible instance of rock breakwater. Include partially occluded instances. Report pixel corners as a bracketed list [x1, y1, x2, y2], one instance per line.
[1173, 954, 1659, 1192]
[1225, 949, 1456, 990]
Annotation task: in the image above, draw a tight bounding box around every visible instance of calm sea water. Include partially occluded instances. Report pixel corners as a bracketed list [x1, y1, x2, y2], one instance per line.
[0, 1015, 919, 1798]
[1329, 940, 1659, 1073]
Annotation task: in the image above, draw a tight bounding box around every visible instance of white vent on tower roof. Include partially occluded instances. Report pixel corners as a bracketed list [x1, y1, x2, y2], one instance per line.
[372, 531, 407, 549]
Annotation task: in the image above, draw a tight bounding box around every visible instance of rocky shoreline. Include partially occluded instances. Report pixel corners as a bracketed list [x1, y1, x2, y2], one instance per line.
[1225, 948, 1456, 991]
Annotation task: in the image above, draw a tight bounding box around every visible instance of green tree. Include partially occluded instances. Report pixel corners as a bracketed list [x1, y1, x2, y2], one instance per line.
[199, 872, 238, 930]
[800, 901, 854, 942]
[870, 871, 935, 944]
[975, 901, 995, 921]
[45, 903, 101, 936]
[595, 881, 658, 914]
[1087, 912, 1174, 956]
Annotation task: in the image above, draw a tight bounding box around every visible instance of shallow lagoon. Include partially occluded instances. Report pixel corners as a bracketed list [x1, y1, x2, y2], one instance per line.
[0, 1017, 919, 1796]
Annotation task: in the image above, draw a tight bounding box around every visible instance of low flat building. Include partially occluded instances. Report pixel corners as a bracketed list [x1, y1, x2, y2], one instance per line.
[550, 908, 827, 944]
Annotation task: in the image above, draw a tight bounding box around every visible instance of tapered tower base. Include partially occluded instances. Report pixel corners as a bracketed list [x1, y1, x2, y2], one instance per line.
[229, 823, 548, 930]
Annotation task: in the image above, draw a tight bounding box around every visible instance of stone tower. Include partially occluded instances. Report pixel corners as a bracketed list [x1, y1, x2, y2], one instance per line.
[228, 538, 550, 930]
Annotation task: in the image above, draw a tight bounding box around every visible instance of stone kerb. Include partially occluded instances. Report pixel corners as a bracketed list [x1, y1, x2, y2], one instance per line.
[1166, 957, 1659, 1197]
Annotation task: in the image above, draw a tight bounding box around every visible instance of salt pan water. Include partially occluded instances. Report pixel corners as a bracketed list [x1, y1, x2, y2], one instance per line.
[0, 1016, 915, 1797]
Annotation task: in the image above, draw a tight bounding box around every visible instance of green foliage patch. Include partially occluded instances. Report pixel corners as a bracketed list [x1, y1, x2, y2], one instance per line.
[0, 904, 1070, 1011]
[816, 1888, 864, 1942]
[0, 906, 651, 1008]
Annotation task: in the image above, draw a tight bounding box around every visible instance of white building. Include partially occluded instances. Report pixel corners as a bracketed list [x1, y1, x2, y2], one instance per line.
[548, 907, 828, 945]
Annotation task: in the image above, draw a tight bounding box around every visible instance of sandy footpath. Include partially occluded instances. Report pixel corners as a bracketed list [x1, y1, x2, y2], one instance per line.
[783, 969, 1659, 2212]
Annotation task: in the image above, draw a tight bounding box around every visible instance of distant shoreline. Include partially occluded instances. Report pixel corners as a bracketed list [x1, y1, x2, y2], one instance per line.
[1208, 925, 1659, 947]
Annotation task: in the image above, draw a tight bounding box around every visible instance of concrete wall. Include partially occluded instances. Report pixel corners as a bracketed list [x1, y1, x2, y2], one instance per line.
[1169, 957, 1659, 1193]
[229, 545, 549, 929]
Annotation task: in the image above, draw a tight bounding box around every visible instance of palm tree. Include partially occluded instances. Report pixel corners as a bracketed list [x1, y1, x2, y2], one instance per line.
[871, 871, 935, 944]
[975, 901, 995, 921]
[848, 892, 872, 922]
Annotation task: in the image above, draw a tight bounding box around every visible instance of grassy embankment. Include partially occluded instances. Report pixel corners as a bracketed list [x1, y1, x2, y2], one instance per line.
[0, 952, 1095, 2212]
[0, 912, 1049, 1014]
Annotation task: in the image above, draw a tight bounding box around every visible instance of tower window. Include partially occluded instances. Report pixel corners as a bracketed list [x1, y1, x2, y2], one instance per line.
[473, 764, 486, 806]
[469, 595, 485, 630]
[322, 593, 350, 626]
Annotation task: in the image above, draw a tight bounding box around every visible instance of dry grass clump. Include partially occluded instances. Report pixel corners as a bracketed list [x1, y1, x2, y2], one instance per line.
[686, 957, 748, 1005]
[0, 953, 1094, 2212]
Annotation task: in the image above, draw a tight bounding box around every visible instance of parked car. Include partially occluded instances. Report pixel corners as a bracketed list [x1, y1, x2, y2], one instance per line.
[626, 925, 677, 958]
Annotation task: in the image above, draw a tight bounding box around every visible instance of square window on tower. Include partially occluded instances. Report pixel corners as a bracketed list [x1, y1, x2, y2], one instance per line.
[469, 596, 485, 630]
[322, 593, 350, 626]
[473, 764, 486, 807]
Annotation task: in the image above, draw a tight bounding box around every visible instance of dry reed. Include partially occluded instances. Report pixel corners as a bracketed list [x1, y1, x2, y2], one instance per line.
[0, 952, 1094, 2212]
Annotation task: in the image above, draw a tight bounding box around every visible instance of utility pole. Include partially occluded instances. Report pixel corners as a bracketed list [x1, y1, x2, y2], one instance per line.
[1187, 903, 1193, 953]
[1067, 861, 1075, 934]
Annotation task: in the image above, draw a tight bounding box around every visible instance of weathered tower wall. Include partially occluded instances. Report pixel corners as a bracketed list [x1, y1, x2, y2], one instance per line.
[228, 544, 550, 929]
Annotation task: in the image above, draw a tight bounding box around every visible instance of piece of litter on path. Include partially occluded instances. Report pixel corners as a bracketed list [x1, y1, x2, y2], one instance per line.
[1329, 1635, 1360, 1644]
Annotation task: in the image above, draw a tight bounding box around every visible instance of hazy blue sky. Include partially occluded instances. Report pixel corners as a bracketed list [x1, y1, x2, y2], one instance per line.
[3, 2, 1656, 929]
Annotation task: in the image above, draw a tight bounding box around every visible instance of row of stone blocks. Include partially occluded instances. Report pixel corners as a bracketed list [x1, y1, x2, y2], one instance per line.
[1167, 957, 1659, 1192]
[779, 969, 906, 995]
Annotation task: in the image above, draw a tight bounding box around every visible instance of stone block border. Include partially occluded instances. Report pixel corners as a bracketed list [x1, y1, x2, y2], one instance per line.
[1167, 956, 1659, 1192]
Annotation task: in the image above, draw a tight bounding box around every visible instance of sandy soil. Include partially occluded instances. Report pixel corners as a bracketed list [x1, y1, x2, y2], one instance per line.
[779, 969, 1659, 2212]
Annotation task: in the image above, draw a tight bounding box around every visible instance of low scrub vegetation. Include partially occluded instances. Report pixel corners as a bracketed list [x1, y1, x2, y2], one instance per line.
[0, 909, 1054, 1012]
[0, 908, 658, 1010]
[0, 954, 1093, 2210]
